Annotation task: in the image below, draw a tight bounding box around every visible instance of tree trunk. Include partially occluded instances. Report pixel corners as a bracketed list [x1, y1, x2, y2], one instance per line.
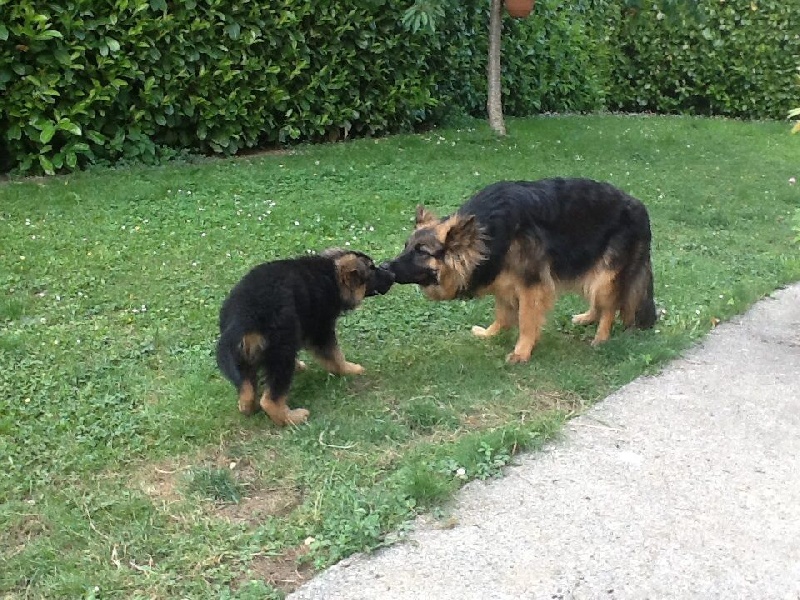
[487, 0, 506, 136]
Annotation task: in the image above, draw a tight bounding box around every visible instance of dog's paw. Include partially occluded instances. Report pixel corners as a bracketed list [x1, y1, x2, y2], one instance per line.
[295, 359, 308, 372]
[285, 408, 310, 426]
[342, 362, 365, 376]
[590, 336, 608, 347]
[571, 312, 595, 326]
[505, 351, 531, 364]
[471, 325, 490, 338]
[238, 402, 259, 416]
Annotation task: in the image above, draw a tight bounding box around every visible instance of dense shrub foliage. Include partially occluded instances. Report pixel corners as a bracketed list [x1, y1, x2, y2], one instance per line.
[1, 0, 797, 174]
[427, 0, 610, 119]
[0, 0, 439, 174]
[607, 0, 800, 119]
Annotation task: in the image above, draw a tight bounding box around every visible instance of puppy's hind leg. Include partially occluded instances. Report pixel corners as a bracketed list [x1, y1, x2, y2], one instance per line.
[260, 353, 309, 426]
[217, 329, 262, 415]
[237, 367, 260, 415]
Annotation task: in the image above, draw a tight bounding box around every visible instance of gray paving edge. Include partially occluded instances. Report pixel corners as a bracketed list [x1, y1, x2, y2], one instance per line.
[290, 283, 800, 600]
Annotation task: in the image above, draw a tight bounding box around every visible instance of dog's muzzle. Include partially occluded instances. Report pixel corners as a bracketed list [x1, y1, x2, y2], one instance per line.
[366, 265, 396, 296]
[382, 260, 438, 287]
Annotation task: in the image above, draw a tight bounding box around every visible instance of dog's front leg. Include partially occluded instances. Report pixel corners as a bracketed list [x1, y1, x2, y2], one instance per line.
[472, 296, 516, 338]
[506, 284, 553, 364]
[312, 342, 365, 376]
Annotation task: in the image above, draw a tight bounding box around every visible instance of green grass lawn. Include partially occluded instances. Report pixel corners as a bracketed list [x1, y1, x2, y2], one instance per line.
[1, 115, 799, 599]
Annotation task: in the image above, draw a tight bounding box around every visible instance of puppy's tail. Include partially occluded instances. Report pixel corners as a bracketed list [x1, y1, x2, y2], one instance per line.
[216, 324, 268, 387]
[620, 241, 657, 330]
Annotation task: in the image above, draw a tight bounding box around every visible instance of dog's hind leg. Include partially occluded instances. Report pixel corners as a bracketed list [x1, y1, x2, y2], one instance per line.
[571, 308, 597, 326]
[260, 353, 309, 426]
[507, 283, 554, 364]
[588, 270, 619, 346]
[237, 367, 259, 415]
[472, 296, 516, 338]
[260, 391, 309, 426]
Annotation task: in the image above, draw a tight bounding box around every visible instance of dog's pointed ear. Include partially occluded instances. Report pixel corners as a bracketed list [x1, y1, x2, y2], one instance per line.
[415, 205, 438, 229]
[444, 214, 481, 251]
[320, 247, 346, 260]
[333, 253, 366, 286]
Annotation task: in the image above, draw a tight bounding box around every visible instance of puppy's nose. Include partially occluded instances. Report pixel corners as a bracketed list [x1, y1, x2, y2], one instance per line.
[379, 261, 393, 271]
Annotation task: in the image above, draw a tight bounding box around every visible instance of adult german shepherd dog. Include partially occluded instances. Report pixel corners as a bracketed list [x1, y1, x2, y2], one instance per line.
[385, 178, 656, 363]
[217, 249, 394, 426]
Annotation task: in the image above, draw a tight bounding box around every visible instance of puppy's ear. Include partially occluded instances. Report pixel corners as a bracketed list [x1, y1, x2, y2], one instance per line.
[444, 214, 481, 253]
[333, 253, 367, 288]
[415, 205, 439, 229]
[320, 247, 346, 260]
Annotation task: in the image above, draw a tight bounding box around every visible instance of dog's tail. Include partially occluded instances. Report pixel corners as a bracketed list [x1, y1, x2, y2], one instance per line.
[628, 256, 657, 329]
[216, 322, 267, 388]
[620, 206, 657, 330]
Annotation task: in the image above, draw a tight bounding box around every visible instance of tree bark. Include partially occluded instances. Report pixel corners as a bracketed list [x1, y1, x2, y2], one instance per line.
[487, 0, 506, 136]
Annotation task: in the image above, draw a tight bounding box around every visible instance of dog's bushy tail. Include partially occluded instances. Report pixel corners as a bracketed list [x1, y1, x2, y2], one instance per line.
[619, 241, 657, 330]
[620, 205, 657, 330]
[216, 320, 267, 387]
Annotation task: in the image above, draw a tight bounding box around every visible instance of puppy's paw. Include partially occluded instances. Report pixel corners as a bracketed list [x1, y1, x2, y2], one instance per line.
[590, 336, 608, 347]
[285, 408, 310, 426]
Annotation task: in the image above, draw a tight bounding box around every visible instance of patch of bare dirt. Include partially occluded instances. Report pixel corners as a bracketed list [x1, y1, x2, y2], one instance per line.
[235, 544, 315, 594]
[134, 457, 188, 510]
[134, 448, 302, 525]
[215, 484, 301, 526]
[3, 512, 47, 559]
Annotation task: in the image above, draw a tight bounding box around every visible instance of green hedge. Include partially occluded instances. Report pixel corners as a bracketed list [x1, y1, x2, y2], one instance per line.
[0, 0, 439, 174]
[1, 0, 798, 175]
[426, 0, 611, 119]
[607, 0, 800, 119]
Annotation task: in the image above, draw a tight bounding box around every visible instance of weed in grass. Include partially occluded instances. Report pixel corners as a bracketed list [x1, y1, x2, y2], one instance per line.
[186, 467, 243, 503]
[1, 115, 799, 598]
[400, 462, 457, 508]
[401, 395, 460, 432]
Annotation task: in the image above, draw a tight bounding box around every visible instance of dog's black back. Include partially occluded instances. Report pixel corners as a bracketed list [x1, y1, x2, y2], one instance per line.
[459, 178, 652, 298]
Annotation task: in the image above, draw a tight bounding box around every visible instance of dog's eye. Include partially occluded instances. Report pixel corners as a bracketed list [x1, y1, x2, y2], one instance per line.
[414, 243, 431, 256]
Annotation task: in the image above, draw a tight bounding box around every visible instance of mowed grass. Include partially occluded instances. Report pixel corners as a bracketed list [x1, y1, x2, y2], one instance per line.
[1, 115, 799, 599]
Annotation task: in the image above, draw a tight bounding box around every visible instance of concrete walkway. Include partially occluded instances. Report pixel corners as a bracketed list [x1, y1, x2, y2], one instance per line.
[290, 284, 800, 600]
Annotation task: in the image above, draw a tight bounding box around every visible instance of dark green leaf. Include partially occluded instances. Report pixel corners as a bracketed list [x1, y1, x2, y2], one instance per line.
[40, 123, 56, 144]
[225, 23, 240, 40]
[38, 155, 55, 175]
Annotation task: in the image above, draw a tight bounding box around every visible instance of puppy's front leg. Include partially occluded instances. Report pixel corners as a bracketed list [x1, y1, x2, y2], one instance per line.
[312, 341, 364, 376]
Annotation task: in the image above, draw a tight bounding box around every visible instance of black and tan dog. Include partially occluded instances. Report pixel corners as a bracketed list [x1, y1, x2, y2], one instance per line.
[216, 249, 394, 426]
[385, 178, 656, 363]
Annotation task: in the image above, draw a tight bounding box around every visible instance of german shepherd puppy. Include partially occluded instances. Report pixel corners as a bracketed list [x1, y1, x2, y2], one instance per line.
[217, 249, 394, 426]
[385, 178, 656, 363]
